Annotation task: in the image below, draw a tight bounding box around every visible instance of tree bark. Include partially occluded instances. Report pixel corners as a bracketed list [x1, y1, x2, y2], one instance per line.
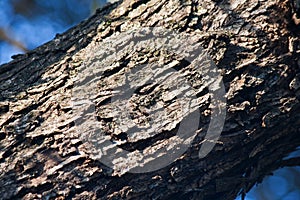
[1, 0, 300, 199]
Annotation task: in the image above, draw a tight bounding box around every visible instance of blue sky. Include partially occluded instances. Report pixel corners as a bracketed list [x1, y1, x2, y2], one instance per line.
[0, 0, 107, 64]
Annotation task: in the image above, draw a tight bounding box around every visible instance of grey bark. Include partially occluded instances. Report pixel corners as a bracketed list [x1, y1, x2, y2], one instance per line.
[0, 0, 300, 199]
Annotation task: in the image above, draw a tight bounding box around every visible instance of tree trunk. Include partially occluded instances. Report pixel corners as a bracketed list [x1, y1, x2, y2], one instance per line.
[1, 0, 300, 199]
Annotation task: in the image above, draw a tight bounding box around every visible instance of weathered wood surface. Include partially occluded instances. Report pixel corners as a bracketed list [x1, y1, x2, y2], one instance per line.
[0, 0, 300, 199]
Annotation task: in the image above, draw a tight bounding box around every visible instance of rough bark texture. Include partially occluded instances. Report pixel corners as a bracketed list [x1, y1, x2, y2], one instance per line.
[1, 0, 300, 199]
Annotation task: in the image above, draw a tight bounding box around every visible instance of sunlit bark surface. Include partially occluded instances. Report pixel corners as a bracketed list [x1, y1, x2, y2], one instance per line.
[0, 0, 300, 199]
